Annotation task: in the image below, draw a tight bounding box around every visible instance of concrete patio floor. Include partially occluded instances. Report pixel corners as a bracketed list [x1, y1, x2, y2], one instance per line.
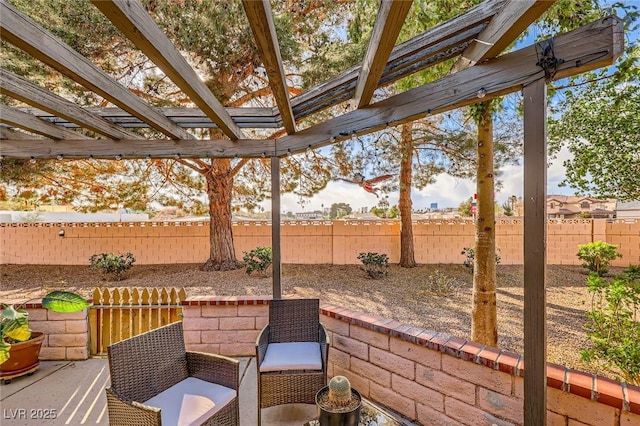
[1, 358, 412, 425]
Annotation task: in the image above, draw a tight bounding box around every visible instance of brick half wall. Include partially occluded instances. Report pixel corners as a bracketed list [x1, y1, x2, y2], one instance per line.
[20, 301, 90, 361]
[181, 296, 640, 426]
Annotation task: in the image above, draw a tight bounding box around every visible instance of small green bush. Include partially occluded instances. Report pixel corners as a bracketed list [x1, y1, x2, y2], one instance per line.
[357, 252, 389, 279]
[577, 241, 622, 276]
[581, 267, 640, 385]
[243, 246, 272, 276]
[461, 247, 501, 272]
[89, 252, 135, 281]
[426, 270, 462, 296]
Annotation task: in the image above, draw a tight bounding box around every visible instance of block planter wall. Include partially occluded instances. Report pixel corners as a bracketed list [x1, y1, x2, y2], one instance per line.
[20, 302, 90, 361]
[181, 296, 640, 426]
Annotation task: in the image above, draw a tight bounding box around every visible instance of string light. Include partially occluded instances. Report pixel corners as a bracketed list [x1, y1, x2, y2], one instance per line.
[30, 156, 36, 164]
[427, 109, 432, 116]
[89, 154, 94, 159]
[146, 154, 152, 160]
[477, 87, 487, 98]
[261, 152, 266, 158]
[115, 154, 122, 160]
[56, 154, 64, 160]
[175, 153, 181, 159]
[330, 136, 336, 143]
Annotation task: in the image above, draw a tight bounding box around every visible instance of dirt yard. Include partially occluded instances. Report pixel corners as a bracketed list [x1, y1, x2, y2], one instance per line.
[0, 262, 626, 380]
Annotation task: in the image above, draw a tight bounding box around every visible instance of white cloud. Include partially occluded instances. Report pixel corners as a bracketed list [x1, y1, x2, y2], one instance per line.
[262, 147, 577, 213]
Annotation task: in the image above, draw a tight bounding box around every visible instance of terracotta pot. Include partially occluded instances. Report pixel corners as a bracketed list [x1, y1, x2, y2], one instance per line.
[315, 386, 362, 426]
[1, 332, 45, 381]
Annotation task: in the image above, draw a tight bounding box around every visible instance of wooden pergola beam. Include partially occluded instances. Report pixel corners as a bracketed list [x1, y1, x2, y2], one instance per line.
[0, 1, 192, 140]
[23, 107, 279, 129]
[277, 17, 623, 155]
[291, 0, 504, 118]
[0, 138, 276, 159]
[0, 69, 141, 140]
[354, 0, 413, 108]
[92, 0, 244, 140]
[242, 0, 296, 134]
[451, 0, 556, 72]
[0, 105, 92, 140]
[0, 127, 44, 140]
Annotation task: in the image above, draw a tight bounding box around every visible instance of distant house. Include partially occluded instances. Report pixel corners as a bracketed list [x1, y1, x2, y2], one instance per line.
[546, 195, 616, 219]
[295, 210, 324, 220]
[616, 201, 640, 220]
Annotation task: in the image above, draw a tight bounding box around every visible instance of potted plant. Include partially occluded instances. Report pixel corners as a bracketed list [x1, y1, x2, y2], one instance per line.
[316, 375, 362, 426]
[1, 291, 90, 383]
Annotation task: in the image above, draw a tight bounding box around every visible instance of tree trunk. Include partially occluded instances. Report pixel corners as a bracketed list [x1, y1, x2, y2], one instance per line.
[399, 123, 417, 268]
[471, 101, 497, 346]
[201, 159, 240, 271]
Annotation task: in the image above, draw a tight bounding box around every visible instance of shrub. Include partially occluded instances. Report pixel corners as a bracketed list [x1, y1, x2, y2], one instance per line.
[576, 241, 622, 276]
[581, 269, 640, 385]
[243, 246, 272, 276]
[89, 252, 135, 281]
[357, 252, 389, 279]
[461, 247, 501, 272]
[426, 270, 462, 296]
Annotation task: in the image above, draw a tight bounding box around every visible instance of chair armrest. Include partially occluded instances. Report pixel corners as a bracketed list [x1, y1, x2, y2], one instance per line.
[319, 323, 330, 368]
[105, 387, 161, 425]
[256, 324, 271, 367]
[186, 351, 240, 390]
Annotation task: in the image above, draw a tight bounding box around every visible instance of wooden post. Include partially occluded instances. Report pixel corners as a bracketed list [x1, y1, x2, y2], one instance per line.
[271, 156, 282, 299]
[523, 77, 547, 425]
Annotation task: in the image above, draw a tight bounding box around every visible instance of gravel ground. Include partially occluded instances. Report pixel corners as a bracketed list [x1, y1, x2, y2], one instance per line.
[0, 262, 626, 379]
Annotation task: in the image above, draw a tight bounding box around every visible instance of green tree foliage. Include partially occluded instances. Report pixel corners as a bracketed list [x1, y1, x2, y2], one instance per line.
[458, 197, 473, 217]
[549, 80, 640, 201]
[581, 268, 640, 385]
[329, 203, 352, 220]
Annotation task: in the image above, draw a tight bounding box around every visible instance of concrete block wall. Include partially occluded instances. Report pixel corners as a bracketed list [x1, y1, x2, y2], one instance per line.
[1, 219, 638, 266]
[179, 296, 640, 425]
[20, 302, 90, 361]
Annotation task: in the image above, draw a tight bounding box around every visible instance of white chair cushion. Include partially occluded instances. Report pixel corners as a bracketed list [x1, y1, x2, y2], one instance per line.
[260, 342, 322, 372]
[144, 377, 236, 426]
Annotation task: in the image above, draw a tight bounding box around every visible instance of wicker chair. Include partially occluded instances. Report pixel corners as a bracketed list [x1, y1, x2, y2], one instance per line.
[256, 298, 329, 425]
[105, 321, 240, 426]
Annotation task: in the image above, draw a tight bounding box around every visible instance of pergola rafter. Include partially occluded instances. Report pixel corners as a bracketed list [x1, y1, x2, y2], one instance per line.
[0, 105, 93, 140]
[242, 0, 296, 134]
[0, 0, 193, 140]
[91, 0, 245, 140]
[0, 69, 141, 140]
[451, 0, 555, 72]
[353, 0, 413, 108]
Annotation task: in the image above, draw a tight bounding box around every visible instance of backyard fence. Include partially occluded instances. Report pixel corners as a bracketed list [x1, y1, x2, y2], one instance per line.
[1, 218, 638, 266]
[89, 287, 186, 355]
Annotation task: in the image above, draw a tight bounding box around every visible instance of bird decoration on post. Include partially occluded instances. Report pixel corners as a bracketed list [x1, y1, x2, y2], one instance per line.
[336, 173, 393, 197]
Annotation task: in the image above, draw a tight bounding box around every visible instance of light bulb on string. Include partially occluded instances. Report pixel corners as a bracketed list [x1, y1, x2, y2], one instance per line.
[115, 154, 122, 161]
[56, 154, 64, 160]
[477, 87, 487, 98]
[175, 153, 181, 159]
[29, 156, 36, 164]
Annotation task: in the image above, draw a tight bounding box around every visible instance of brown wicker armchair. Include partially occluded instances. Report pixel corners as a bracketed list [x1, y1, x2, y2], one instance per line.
[256, 298, 329, 425]
[105, 321, 239, 426]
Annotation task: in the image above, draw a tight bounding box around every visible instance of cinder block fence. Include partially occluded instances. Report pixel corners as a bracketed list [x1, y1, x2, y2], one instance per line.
[1, 218, 638, 266]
